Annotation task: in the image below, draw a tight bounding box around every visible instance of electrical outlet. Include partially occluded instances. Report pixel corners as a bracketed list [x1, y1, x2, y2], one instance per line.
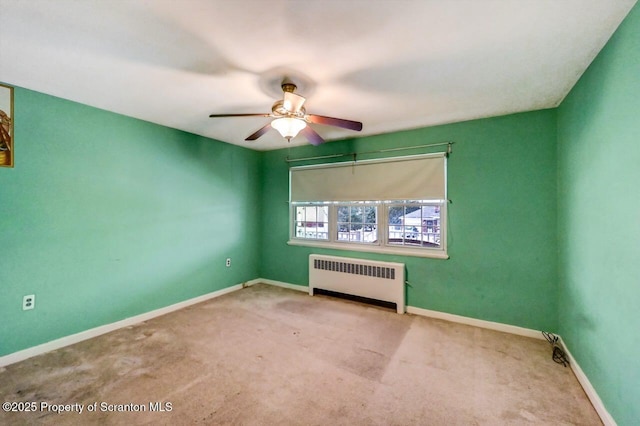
[226, 258, 231, 267]
[23, 294, 35, 311]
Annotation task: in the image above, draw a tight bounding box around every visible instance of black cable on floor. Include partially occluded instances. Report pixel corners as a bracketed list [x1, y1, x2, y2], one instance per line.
[542, 331, 569, 367]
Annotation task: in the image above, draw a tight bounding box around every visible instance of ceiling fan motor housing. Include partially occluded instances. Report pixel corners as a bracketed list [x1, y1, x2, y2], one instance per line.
[272, 100, 306, 117]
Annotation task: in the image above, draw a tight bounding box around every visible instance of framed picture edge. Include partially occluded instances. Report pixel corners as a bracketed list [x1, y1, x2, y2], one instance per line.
[0, 82, 14, 168]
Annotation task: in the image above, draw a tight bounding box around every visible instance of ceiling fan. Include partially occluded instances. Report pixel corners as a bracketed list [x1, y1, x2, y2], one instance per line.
[209, 80, 363, 145]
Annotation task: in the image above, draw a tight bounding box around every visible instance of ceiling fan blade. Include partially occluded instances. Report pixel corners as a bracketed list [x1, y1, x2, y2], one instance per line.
[245, 123, 272, 141]
[283, 92, 306, 113]
[300, 126, 325, 146]
[306, 114, 363, 131]
[209, 113, 270, 118]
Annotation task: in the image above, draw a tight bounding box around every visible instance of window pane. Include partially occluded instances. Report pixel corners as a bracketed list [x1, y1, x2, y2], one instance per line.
[337, 219, 349, 240]
[318, 205, 328, 222]
[364, 206, 377, 242]
[365, 206, 377, 223]
[351, 206, 363, 223]
[404, 226, 418, 239]
[316, 206, 329, 239]
[347, 224, 361, 241]
[388, 206, 403, 225]
[337, 206, 349, 222]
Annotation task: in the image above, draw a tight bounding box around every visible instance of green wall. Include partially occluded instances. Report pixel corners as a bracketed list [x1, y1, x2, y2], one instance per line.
[557, 3, 640, 425]
[261, 109, 558, 331]
[0, 87, 261, 357]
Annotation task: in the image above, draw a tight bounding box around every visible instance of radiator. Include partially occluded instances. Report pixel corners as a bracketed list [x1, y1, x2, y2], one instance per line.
[309, 254, 405, 314]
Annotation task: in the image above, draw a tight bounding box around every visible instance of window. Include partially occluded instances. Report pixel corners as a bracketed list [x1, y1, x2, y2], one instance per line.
[387, 202, 441, 248]
[337, 204, 378, 243]
[289, 153, 448, 259]
[295, 204, 329, 240]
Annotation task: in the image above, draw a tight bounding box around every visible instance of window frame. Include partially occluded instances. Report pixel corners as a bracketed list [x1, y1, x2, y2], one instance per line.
[289, 200, 448, 259]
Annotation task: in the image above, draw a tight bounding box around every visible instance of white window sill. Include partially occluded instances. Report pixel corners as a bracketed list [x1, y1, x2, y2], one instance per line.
[287, 239, 449, 259]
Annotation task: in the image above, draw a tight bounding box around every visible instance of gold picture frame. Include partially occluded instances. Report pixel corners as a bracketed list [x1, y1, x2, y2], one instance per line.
[0, 83, 14, 168]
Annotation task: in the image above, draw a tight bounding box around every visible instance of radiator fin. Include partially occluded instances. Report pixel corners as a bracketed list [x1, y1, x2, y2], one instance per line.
[313, 258, 395, 280]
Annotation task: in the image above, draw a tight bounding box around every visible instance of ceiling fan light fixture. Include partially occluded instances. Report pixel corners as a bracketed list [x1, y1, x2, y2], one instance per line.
[271, 117, 306, 140]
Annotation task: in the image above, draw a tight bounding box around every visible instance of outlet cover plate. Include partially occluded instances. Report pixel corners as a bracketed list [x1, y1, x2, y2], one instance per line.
[23, 294, 35, 310]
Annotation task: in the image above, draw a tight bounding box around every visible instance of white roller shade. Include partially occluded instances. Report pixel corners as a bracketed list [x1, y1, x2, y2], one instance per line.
[290, 153, 446, 202]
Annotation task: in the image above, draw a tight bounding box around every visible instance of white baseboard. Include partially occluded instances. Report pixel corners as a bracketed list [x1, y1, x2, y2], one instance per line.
[243, 278, 264, 287]
[0, 283, 245, 368]
[406, 305, 545, 340]
[559, 338, 616, 426]
[249, 278, 308, 293]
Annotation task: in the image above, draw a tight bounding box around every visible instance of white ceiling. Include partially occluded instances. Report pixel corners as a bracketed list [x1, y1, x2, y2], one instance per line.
[0, 0, 636, 150]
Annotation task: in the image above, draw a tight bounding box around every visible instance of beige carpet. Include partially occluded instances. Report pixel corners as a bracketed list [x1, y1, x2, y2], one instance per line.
[0, 284, 601, 425]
